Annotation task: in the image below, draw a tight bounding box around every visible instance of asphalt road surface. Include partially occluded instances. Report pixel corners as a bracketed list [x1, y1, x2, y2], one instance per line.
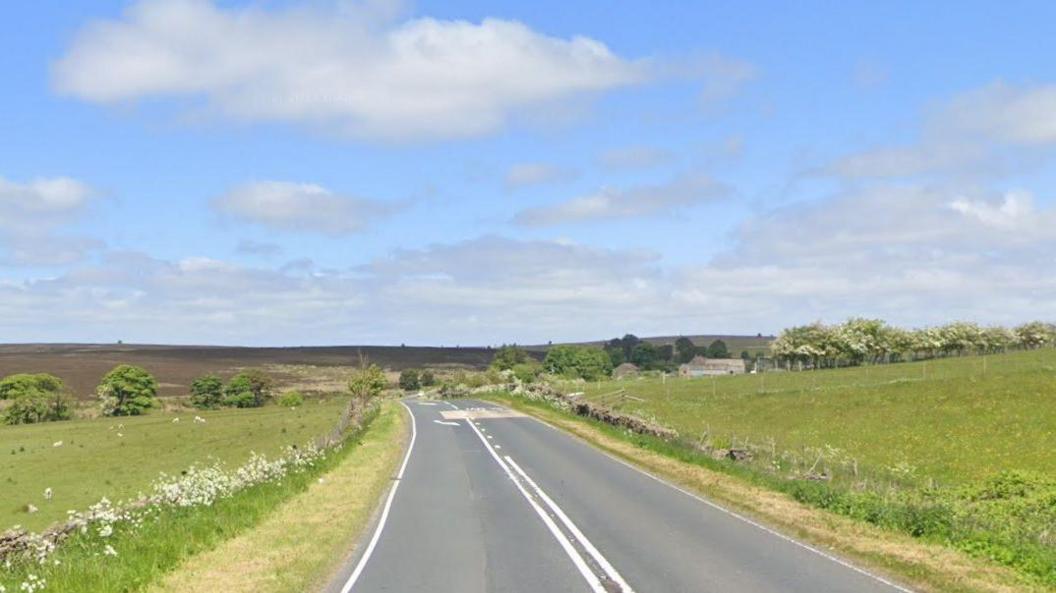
[325, 399, 913, 593]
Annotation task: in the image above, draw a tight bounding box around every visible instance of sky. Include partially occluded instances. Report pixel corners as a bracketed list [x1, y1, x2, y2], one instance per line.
[1, 0, 1055, 346]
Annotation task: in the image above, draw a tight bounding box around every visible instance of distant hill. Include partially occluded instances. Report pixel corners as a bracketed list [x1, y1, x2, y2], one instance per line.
[0, 343, 494, 400]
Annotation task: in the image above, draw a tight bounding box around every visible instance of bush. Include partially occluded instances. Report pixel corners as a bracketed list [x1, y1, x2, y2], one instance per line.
[223, 370, 273, 408]
[348, 364, 388, 399]
[0, 373, 64, 400]
[490, 345, 532, 371]
[420, 370, 436, 387]
[0, 373, 72, 425]
[398, 369, 421, 391]
[512, 361, 543, 384]
[98, 365, 158, 417]
[543, 345, 613, 381]
[189, 374, 224, 409]
[277, 390, 305, 407]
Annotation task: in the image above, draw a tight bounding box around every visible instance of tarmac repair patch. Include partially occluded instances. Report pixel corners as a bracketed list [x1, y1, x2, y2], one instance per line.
[441, 408, 525, 420]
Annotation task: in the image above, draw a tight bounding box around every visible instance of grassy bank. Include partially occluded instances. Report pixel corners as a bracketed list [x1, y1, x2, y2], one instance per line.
[1, 397, 350, 531]
[0, 400, 398, 593]
[149, 401, 407, 593]
[486, 393, 1046, 593]
[570, 348, 1056, 485]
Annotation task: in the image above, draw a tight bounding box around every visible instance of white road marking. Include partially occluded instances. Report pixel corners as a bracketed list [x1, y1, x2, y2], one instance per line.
[465, 418, 610, 593]
[433, 420, 460, 426]
[339, 402, 417, 593]
[417, 402, 438, 406]
[518, 412, 916, 593]
[506, 456, 637, 593]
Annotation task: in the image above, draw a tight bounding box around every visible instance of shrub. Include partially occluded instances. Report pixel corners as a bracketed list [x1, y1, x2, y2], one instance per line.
[189, 374, 224, 409]
[0, 373, 72, 425]
[420, 370, 436, 387]
[277, 390, 305, 407]
[97, 365, 158, 417]
[543, 345, 613, 381]
[490, 345, 532, 371]
[223, 370, 273, 408]
[348, 364, 387, 399]
[512, 361, 543, 384]
[398, 369, 421, 391]
[0, 373, 64, 400]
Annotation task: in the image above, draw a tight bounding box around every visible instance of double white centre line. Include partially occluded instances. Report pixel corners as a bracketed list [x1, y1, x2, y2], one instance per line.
[465, 417, 635, 593]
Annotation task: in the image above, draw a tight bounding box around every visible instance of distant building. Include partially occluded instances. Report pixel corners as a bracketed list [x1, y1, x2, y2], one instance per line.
[678, 356, 746, 377]
[613, 362, 640, 380]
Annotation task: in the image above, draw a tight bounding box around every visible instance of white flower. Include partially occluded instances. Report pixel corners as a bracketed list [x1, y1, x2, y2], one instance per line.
[172, 417, 180, 423]
[52, 441, 63, 448]
[43, 488, 53, 501]
[103, 544, 118, 557]
[26, 504, 38, 514]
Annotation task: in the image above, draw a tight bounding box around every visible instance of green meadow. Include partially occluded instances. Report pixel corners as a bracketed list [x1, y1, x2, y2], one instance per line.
[573, 348, 1056, 485]
[1, 397, 350, 532]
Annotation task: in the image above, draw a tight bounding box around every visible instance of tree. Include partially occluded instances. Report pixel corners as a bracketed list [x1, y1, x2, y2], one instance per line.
[223, 370, 273, 408]
[420, 370, 436, 387]
[98, 365, 158, 416]
[705, 339, 729, 359]
[399, 369, 421, 391]
[619, 334, 641, 360]
[189, 374, 224, 409]
[675, 337, 696, 363]
[630, 342, 658, 368]
[656, 344, 675, 362]
[349, 364, 388, 399]
[1015, 321, 1054, 349]
[543, 345, 612, 380]
[604, 345, 625, 367]
[1, 373, 72, 425]
[490, 345, 531, 371]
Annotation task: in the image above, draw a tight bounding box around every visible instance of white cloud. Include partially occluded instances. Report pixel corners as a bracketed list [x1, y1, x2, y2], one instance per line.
[53, 0, 647, 141]
[0, 176, 92, 225]
[513, 174, 728, 226]
[825, 81, 1056, 179]
[235, 239, 282, 257]
[598, 146, 672, 170]
[504, 163, 577, 190]
[213, 181, 402, 235]
[0, 175, 100, 265]
[939, 82, 1056, 145]
[948, 190, 1037, 231]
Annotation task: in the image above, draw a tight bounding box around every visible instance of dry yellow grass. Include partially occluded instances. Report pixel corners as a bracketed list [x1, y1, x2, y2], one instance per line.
[496, 397, 1047, 593]
[148, 401, 408, 593]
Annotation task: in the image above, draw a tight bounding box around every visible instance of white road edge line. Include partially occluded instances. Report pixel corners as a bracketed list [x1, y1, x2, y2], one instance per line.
[433, 420, 460, 426]
[505, 456, 636, 593]
[465, 419, 608, 593]
[339, 401, 418, 593]
[518, 411, 915, 593]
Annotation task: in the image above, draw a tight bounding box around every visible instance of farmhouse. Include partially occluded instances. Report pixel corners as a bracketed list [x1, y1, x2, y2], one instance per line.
[613, 362, 639, 379]
[678, 356, 746, 377]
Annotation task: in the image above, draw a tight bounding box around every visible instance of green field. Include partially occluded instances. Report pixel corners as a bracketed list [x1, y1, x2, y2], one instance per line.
[571, 349, 1056, 485]
[1, 398, 350, 532]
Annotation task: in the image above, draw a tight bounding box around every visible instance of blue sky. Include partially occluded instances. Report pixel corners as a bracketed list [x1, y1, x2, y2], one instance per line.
[1, 0, 1055, 345]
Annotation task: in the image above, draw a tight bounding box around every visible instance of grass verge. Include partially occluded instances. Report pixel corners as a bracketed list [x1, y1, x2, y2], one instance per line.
[147, 401, 407, 593]
[483, 393, 1051, 593]
[0, 400, 401, 593]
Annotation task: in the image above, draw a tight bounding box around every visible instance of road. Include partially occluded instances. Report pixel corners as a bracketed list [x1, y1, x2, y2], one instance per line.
[325, 398, 912, 593]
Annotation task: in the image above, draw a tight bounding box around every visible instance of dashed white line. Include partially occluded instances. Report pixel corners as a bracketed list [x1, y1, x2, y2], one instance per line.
[465, 419, 610, 593]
